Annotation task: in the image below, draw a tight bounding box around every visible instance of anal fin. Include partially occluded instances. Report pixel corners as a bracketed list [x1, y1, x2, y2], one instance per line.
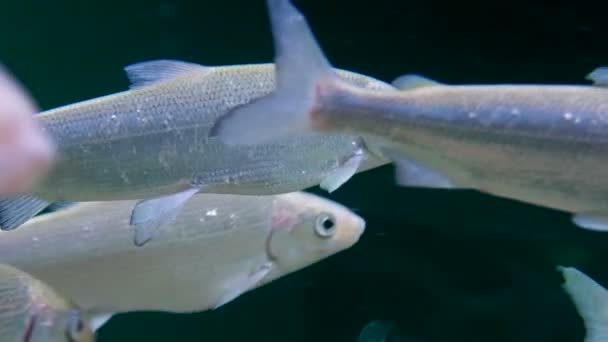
[90, 313, 114, 332]
[0, 195, 49, 230]
[130, 187, 200, 246]
[213, 262, 273, 310]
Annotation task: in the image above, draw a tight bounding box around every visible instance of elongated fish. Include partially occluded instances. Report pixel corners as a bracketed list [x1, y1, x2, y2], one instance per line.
[0, 192, 365, 331]
[0, 263, 94, 342]
[212, 0, 608, 232]
[0, 61, 390, 240]
[559, 266, 608, 342]
[0, 65, 55, 196]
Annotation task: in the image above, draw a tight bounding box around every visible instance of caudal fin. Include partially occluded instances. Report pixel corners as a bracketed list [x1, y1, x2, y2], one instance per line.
[210, 0, 338, 146]
[0, 195, 49, 230]
[559, 266, 608, 342]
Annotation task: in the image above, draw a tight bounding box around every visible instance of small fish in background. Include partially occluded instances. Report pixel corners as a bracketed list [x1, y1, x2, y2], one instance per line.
[357, 320, 422, 342]
[559, 266, 608, 342]
[0, 192, 365, 331]
[0, 57, 391, 243]
[0, 65, 55, 196]
[0, 263, 94, 342]
[211, 0, 608, 234]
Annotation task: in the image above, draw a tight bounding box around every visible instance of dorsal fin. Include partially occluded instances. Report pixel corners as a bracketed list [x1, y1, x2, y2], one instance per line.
[124, 59, 211, 89]
[585, 67, 608, 87]
[391, 74, 442, 90]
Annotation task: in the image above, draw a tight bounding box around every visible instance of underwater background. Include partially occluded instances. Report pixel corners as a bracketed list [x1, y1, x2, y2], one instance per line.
[2, 0, 608, 340]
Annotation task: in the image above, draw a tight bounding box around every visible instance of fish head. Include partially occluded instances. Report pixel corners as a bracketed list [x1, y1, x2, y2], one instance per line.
[26, 292, 95, 342]
[265, 192, 365, 275]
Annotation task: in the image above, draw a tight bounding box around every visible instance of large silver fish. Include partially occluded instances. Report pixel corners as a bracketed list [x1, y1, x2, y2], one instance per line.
[0, 263, 94, 342]
[0, 192, 365, 331]
[212, 0, 608, 232]
[0, 61, 390, 241]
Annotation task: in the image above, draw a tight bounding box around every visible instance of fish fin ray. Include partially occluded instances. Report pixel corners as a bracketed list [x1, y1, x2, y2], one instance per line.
[130, 187, 200, 246]
[381, 148, 454, 189]
[212, 262, 273, 310]
[391, 74, 442, 90]
[209, 0, 339, 146]
[124, 60, 211, 89]
[559, 266, 608, 342]
[320, 148, 365, 193]
[0, 195, 49, 230]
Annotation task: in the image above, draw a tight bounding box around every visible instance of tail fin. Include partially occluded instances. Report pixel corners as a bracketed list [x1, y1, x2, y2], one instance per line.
[0, 195, 49, 230]
[559, 266, 608, 342]
[210, 0, 337, 146]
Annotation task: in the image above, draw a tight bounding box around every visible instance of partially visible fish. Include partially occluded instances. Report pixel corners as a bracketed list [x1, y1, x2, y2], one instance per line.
[211, 0, 608, 233]
[0, 192, 365, 331]
[0, 262, 94, 342]
[559, 266, 608, 342]
[0, 65, 55, 196]
[0, 60, 390, 244]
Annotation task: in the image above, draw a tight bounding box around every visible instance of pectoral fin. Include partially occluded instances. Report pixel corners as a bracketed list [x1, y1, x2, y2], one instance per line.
[130, 187, 200, 246]
[381, 148, 454, 189]
[586, 67, 608, 87]
[0, 195, 49, 230]
[320, 148, 365, 193]
[213, 262, 273, 310]
[572, 213, 608, 232]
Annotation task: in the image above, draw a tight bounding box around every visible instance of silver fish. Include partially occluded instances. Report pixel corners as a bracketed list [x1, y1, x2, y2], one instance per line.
[559, 266, 608, 342]
[0, 262, 94, 342]
[0, 61, 390, 241]
[212, 0, 608, 232]
[0, 65, 55, 196]
[0, 192, 365, 331]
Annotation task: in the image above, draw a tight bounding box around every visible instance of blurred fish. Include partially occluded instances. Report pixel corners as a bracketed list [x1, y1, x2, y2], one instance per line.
[211, 0, 608, 233]
[0, 65, 55, 196]
[0, 262, 94, 342]
[357, 320, 422, 342]
[358, 320, 395, 342]
[559, 266, 608, 342]
[0, 59, 390, 242]
[0, 192, 365, 331]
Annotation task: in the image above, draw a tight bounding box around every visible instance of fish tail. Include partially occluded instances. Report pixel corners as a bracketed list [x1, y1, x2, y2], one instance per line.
[209, 0, 340, 146]
[559, 266, 608, 342]
[0, 195, 49, 230]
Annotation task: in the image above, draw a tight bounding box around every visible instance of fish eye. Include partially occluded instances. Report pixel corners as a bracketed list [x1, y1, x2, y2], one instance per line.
[314, 213, 336, 238]
[66, 311, 87, 342]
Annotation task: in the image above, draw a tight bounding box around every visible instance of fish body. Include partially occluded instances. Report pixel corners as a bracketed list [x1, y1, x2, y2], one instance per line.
[211, 0, 608, 231]
[37, 63, 389, 201]
[0, 263, 94, 342]
[0, 63, 389, 238]
[0, 192, 364, 329]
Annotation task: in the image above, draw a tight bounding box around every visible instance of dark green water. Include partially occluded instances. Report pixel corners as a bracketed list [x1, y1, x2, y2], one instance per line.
[2, 0, 608, 340]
